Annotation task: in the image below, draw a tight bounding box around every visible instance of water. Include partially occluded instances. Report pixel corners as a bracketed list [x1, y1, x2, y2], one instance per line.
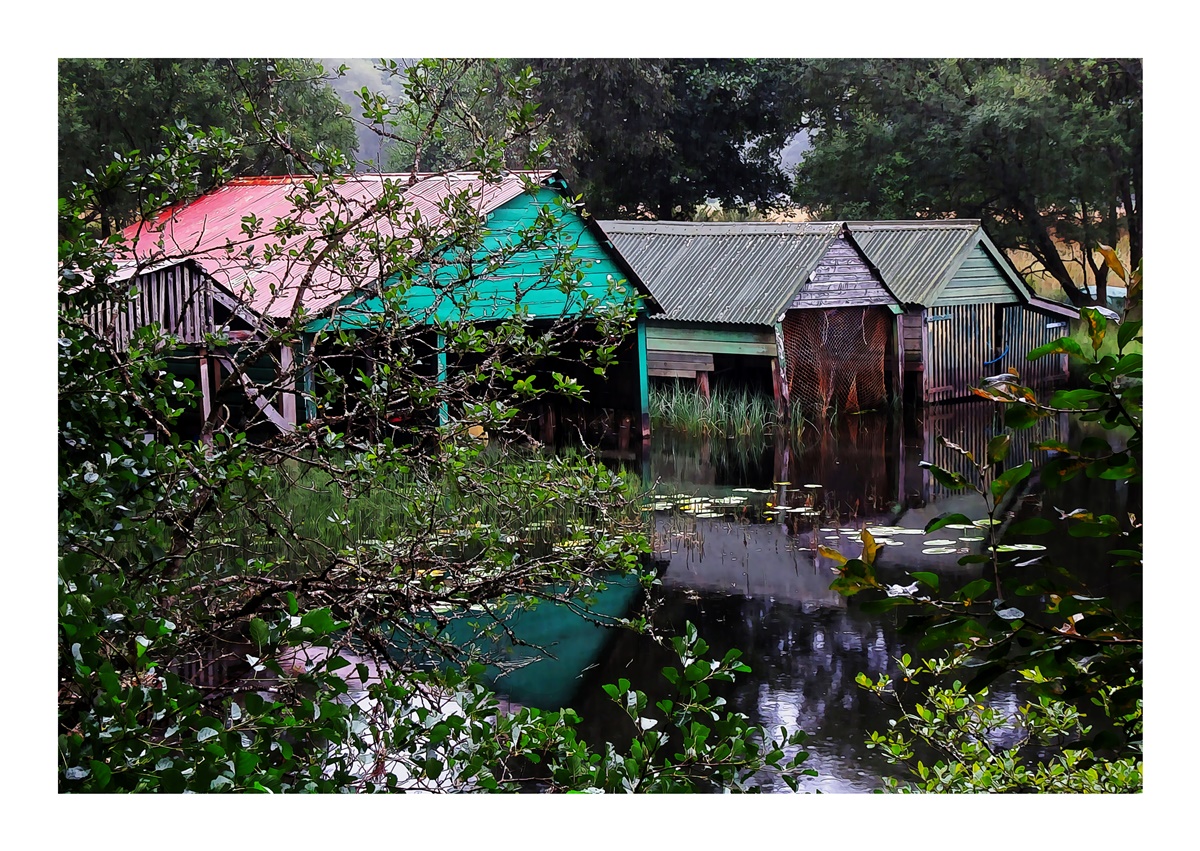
[554, 400, 1137, 792]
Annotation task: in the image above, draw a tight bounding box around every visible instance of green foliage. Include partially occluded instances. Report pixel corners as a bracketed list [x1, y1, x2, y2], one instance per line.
[858, 658, 1142, 793]
[514, 59, 803, 219]
[830, 252, 1143, 791]
[58, 58, 358, 234]
[794, 59, 1141, 307]
[59, 61, 810, 794]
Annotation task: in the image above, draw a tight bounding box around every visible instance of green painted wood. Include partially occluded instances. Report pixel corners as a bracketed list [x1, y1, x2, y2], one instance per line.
[646, 337, 776, 357]
[645, 324, 771, 344]
[311, 188, 638, 330]
[935, 244, 1021, 306]
[637, 316, 650, 439]
[436, 333, 448, 427]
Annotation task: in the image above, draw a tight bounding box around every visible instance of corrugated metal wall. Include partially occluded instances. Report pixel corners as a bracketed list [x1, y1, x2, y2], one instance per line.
[923, 303, 996, 402]
[1000, 305, 1070, 387]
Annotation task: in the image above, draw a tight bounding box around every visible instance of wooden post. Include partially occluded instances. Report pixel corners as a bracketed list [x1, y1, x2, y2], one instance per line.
[773, 320, 790, 420]
[279, 341, 297, 428]
[436, 333, 449, 427]
[636, 316, 651, 441]
[770, 358, 784, 417]
[198, 346, 213, 447]
[697, 370, 710, 400]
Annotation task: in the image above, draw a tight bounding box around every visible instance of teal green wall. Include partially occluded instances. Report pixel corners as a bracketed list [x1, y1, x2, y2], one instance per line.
[311, 188, 637, 330]
[935, 243, 1021, 306]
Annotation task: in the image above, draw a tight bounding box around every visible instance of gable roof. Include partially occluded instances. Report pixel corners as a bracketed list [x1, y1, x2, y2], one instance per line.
[597, 220, 852, 326]
[118, 171, 556, 320]
[845, 220, 1077, 318]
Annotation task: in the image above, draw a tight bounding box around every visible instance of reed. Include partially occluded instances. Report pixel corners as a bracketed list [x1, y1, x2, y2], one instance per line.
[650, 382, 779, 438]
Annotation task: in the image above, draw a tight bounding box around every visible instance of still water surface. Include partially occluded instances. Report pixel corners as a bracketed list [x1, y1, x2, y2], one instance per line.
[520, 399, 1135, 792]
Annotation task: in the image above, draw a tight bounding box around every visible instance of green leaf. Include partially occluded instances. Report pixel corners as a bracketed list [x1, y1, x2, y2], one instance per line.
[1005, 517, 1053, 536]
[910, 572, 940, 592]
[1004, 404, 1045, 430]
[197, 727, 220, 742]
[1082, 308, 1108, 352]
[956, 578, 993, 603]
[248, 617, 269, 650]
[990, 461, 1032, 500]
[919, 462, 969, 490]
[986, 434, 1011, 465]
[925, 513, 975, 534]
[1028, 336, 1083, 360]
[1117, 320, 1142, 351]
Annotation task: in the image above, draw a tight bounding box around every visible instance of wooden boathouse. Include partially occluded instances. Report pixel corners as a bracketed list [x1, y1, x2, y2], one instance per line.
[597, 221, 902, 416]
[846, 220, 1078, 404]
[94, 172, 657, 443]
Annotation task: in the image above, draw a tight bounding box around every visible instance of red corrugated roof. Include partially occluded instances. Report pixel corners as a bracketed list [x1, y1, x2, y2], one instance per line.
[119, 171, 555, 319]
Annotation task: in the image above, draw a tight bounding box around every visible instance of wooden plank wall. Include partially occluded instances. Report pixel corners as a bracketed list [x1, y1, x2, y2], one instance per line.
[647, 351, 715, 378]
[87, 264, 215, 349]
[791, 234, 894, 308]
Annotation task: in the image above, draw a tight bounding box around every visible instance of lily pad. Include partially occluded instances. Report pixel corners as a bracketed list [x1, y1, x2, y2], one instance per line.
[958, 535, 986, 542]
[923, 539, 956, 546]
[973, 519, 1002, 527]
[922, 547, 958, 555]
[803, 483, 823, 489]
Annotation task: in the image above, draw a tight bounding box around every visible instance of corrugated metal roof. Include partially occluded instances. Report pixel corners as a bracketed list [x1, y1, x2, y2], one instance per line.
[845, 220, 982, 306]
[119, 171, 555, 319]
[597, 221, 843, 326]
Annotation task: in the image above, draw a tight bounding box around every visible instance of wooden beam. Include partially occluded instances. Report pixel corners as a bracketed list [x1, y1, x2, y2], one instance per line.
[198, 347, 213, 447]
[436, 333, 449, 427]
[647, 337, 776, 357]
[637, 316, 651, 441]
[214, 354, 292, 433]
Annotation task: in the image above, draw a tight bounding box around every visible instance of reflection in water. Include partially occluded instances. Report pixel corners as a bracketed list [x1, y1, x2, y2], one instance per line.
[571, 399, 1133, 792]
[464, 400, 1135, 792]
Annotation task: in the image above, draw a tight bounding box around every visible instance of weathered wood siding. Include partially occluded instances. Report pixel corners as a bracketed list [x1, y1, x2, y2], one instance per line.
[936, 244, 1021, 306]
[923, 303, 996, 402]
[87, 263, 215, 349]
[1000, 305, 1070, 386]
[898, 310, 925, 369]
[791, 234, 894, 309]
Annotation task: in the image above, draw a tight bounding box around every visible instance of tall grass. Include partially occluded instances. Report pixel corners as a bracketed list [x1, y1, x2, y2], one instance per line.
[650, 383, 777, 438]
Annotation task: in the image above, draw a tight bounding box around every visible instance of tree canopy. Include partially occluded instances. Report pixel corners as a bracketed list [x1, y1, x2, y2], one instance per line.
[59, 58, 359, 235]
[792, 58, 1141, 307]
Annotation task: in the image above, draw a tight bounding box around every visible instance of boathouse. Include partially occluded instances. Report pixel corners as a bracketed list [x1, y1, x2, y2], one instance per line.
[598, 221, 902, 416]
[846, 220, 1078, 403]
[94, 172, 657, 443]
